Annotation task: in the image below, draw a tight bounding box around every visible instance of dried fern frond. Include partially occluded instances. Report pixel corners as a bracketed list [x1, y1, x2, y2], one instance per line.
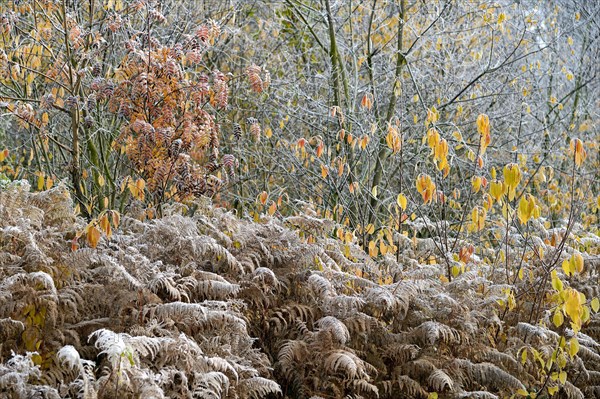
[238, 376, 281, 399]
[411, 321, 462, 346]
[195, 279, 240, 300]
[0, 318, 24, 342]
[324, 350, 370, 380]
[453, 358, 526, 392]
[514, 322, 559, 343]
[316, 316, 351, 346]
[0, 351, 60, 398]
[192, 370, 230, 398]
[456, 391, 499, 399]
[562, 380, 585, 399]
[427, 368, 454, 392]
[388, 375, 428, 398]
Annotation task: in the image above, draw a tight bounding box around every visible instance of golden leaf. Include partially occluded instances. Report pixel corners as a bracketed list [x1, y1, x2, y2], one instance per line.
[551, 270, 563, 292]
[563, 289, 582, 327]
[100, 214, 112, 239]
[503, 163, 521, 201]
[517, 194, 536, 224]
[397, 193, 407, 211]
[562, 259, 573, 277]
[490, 180, 504, 202]
[87, 226, 101, 248]
[321, 164, 328, 179]
[572, 252, 584, 273]
[416, 174, 435, 204]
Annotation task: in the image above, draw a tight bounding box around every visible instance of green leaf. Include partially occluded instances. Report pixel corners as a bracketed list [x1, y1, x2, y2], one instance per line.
[591, 297, 599, 313]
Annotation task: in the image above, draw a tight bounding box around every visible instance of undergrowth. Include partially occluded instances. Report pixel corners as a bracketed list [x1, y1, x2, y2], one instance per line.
[0, 181, 599, 399]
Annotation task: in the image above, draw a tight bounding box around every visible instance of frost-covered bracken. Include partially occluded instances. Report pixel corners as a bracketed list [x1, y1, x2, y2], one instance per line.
[1, 182, 599, 398]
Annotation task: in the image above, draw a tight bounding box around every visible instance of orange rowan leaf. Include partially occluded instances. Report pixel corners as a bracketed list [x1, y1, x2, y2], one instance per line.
[570, 138, 586, 168]
[268, 201, 277, 216]
[111, 211, 120, 228]
[316, 141, 324, 157]
[258, 191, 268, 205]
[360, 93, 373, 110]
[87, 226, 101, 249]
[416, 174, 436, 204]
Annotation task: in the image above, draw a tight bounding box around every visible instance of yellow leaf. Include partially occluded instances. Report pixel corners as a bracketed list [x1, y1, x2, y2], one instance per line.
[426, 106, 439, 125]
[416, 174, 436, 204]
[552, 310, 564, 327]
[562, 259, 573, 277]
[591, 297, 599, 313]
[503, 163, 521, 201]
[366, 223, 375, 235]
[551, 270, 563, 292]
[521, 349, 527, 365]
[397, 193, 407, 211]
[582, 305, 590, 323]
[471, 176, 481, 193]
[101, 214, 112, 238]
[380, 240, 388, 256]
[371, 185, 378, 198]
[548, 386, 559, 395]
[451, 265, 460, 277]
[564, 289, 583, 327]
[470, 206, 487, 232]
[97, 175, 105, 187]
[268, 201, 277, 216]
[497, 12, 506, 24]
[572, 253, 584, 273]
[476, 113, 490, 136]
[321, 164, 328, 179]
[568, 337, 579, 358]
[368, 240, 378, 257]
[37, 173, 45, 191]
[517, 194, 536, 224]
